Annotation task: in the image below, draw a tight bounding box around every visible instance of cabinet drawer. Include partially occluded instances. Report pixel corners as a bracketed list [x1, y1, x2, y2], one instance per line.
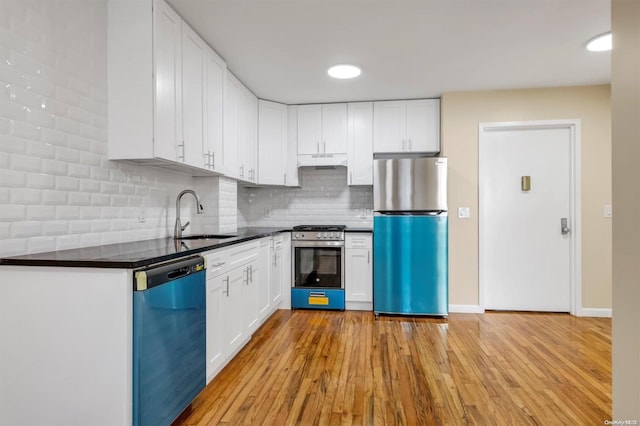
[204, 249, 229, 278]
[227, 241, 260, 268]
[345, 233, 372, 249]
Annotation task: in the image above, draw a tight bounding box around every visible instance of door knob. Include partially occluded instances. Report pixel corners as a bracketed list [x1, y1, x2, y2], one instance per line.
[561, 218, 570, 235]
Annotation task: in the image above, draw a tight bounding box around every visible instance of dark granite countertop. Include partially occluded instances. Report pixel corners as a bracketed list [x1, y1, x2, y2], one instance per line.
[345, 228, 373, 233]
[0, 227, 290, 269]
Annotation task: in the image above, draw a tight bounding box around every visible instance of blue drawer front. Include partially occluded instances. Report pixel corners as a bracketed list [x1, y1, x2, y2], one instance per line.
[291, 288, 345, 310]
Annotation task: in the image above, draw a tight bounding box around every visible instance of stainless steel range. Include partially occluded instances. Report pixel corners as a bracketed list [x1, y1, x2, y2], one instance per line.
[291, 225, 346, 310]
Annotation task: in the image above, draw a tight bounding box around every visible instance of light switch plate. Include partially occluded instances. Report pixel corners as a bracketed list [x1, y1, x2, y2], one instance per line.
[458, 207, 470, 219]
[604, 204, 612, 218]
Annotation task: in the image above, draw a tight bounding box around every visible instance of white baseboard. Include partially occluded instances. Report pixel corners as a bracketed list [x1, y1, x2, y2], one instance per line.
[577, 308, 612, 318]
[449, 304, 484, 314]
[345, 301, 373, 311]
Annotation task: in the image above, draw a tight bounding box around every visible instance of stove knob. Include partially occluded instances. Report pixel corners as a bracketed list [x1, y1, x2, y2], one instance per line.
[329, 232, 334, 238]
[322, 232, 328, 238]
[316, 233, 321, 238]
[295, 233, 300, 238]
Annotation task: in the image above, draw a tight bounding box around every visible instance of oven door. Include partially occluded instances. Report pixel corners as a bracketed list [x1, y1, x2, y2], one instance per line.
[292, 241, 344, 289]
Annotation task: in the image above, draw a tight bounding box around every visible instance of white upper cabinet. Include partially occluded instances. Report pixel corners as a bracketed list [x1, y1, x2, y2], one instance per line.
[204, 46, 226, 173]
[258, 100, 287, 185]
[224, 72, 241, 179]
[108, 0, 225, 176]
[297, 103, 347, 155]
[153, 0, 183, 161]
[373, 99, 440, 154]
[347, 102, 373, 186]
[285, 105, 300, 187]
[238, 85, 258, 183]
[181, 24, 206, 169]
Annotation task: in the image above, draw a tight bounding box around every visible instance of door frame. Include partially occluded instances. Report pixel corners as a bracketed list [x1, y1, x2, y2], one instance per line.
[478, 119, 582, 315]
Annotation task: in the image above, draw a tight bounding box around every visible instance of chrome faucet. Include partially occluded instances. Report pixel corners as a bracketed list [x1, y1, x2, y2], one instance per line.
[174, 189, 204, 239]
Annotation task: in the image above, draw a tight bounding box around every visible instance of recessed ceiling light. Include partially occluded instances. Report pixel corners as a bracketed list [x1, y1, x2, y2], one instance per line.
[327, 64, 361, 79]
[587, 32, 612, 52]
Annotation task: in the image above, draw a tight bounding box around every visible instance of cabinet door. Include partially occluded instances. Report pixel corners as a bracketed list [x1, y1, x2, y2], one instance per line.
[270, 240, 283, 305]
[206, 273, 225, 383]
[244, 259, 260, 334]
[297, 104, 322, 154]
[257, 240, 271, 321]
[224, 72, 240, 178]
[322, 103, 348, 154]
[373, 100, 406, 153]
[258, 100, 287, 185]
[153, 0, 182, 161]
[247, 93, 259, 182]
[285, 105, 300, 187]
[224, 267, 246, 355]
[181, 24, 206, 168]
[237, 84, 253, 181]
[406, 99, 440, 153]
[204, 47, 225, 173]
[345, 248, 372, 303]
[347, 102, 373, 186]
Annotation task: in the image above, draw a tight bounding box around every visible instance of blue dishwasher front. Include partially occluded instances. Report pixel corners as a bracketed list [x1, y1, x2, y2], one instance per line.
[133, 256, 206, 426]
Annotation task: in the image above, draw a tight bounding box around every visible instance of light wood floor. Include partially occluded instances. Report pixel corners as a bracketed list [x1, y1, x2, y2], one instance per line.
[175, 310, 611, 425]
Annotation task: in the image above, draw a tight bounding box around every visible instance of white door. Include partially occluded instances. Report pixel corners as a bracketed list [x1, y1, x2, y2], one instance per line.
[480, 121, 579, 312]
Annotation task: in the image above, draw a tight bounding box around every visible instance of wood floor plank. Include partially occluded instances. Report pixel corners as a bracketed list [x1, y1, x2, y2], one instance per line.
[173, 310, 611, 426]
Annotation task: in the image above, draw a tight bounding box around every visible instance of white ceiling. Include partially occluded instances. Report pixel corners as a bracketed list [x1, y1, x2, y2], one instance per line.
[167, 0, 611, 105]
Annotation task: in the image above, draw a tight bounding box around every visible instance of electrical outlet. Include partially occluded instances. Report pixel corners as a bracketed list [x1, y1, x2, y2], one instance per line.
[458, 207, 470, 219]
[604, 204, 612, 218]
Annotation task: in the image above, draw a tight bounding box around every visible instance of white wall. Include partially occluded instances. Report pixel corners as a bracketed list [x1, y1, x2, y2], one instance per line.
[238, 167, 373, 228]
[0, 0, 233, 257]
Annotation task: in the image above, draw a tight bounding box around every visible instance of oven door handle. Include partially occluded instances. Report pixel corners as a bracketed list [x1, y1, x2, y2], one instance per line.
[291, 241, 345, 248]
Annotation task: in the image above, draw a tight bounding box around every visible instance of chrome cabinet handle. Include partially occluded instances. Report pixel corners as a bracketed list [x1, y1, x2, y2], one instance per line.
[178, 142, 185, 160]
[211, 151, 215, 169]
[323, 141, 326, 153]
[223, 276, 230, 296]
[367, 250, 370, 264]
[350, 172, 352, 184]
[239, 165, 244, 178]
[317, 141, 320, 153]
[249, 265, 253, 282]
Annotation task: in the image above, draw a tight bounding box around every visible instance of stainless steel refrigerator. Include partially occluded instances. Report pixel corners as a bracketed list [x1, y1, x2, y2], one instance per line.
[373, 157, 448, 316]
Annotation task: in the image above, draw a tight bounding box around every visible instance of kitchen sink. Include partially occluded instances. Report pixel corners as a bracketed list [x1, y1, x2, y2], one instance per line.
[176, 234, 237, 240]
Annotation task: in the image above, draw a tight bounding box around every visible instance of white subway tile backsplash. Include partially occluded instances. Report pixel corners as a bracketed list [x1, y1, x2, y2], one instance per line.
[55, 205, 79, 220]
[0, 204, 26, 221]
[26, 74, 56, 97]
[90, 193, 110, 206]
[54, 146, 80, 163]
[0, 98, 27, 120]
[11, 188, 41, 204]
[26, 205, 55, 220]
[41, 127, 67, 146]
[9, 154, 42, 176]
[41, 190, 67, 205]
[55, 176, 79, 191]
[41, 158, 68, 176]
[238, 168, 373, 228]
[12, 221, 43, 237]
[68, 192, 90, 206]
[27, 140, 55, 158]
[79, 179, 99, 193]
[0, 188, 10, 203]
[1, 169, 27, 187]
[68, 164, 90, 179]
[25, 236, 56, 254]
[42, 220, 68, 236]
[1, 135, 27, 153]
[0, 223, 10, 238]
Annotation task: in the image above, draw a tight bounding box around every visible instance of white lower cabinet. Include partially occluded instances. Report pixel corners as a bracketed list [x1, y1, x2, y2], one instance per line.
[258, 238, 272, 321]
[204, 236, 286, 384]
[345, 233, 373, 310]
[270, 235, 284, 306]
